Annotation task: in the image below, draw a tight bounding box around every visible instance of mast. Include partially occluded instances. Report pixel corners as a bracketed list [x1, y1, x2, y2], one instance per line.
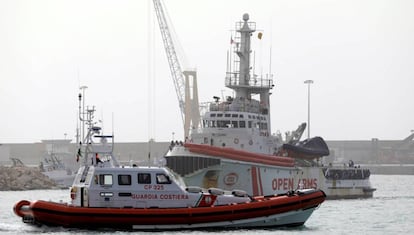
[235, 13, 255, 99]
[225, 14, 274, 133]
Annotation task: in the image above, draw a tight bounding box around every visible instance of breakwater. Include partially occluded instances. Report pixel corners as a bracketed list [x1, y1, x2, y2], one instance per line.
[0, 166, 56, 191]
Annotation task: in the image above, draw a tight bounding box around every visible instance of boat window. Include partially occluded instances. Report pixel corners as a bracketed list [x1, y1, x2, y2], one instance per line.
[99, 174, 113, 186]
[211, 120, 216, 128]
[225, 113, 231, 117]
[248, 115, 251, 119]
[217, 113, 223, 117]
[232, 121, 238, 128]
[217, 120, 230, 128]
[240, 114, 244, 118]
[138, 173, 151, 184]
[118, 175, 131, 185]
[210, 113, 216, 117]
[239, 121, 246, 128]
[231, 114, 238, 118]
[248, 121, 252, 128]
[156, 173, 171, 184]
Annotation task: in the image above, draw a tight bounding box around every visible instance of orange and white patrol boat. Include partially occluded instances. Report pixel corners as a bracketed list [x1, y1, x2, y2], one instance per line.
[14, 98, 325, 230]
[165, 13, 376, 199]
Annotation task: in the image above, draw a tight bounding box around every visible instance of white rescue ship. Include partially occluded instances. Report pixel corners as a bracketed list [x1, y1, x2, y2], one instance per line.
[165, 13, 376, 199]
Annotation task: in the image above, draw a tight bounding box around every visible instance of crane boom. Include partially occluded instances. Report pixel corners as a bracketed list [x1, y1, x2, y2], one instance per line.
[153, 0, 185, 122]
[153, 0, 200, 139]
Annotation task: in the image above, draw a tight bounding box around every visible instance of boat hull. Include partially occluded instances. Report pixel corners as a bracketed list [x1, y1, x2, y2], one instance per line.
[14, 190, 325, 230]
[179, 161, 374, 199]
[166, 145, 375, 199]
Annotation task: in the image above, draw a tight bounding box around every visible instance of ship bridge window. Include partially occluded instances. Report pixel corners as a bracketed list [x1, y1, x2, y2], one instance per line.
[217, 120, 230, 128]
[231, 114, 238, 118]
[156, 173, 171, 184]
[210, 120, 216, 128]
[217, 113, 223, 117]
[231, 121, 238, 128]
[118, 174, 131, 185]
[239, 121, 246, 128]
[138, 173, 151, 184]
[210, 113, 216, 117]
[99, 174, 113, 186]
[225, 113, 231, 117]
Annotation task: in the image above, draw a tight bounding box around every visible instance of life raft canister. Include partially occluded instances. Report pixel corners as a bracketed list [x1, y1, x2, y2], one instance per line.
[70, 187, 77, 200]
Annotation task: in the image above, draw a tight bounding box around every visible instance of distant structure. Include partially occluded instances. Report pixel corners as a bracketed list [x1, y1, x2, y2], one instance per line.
[1, 134, 413, 169]
[153, 0, 201, 139]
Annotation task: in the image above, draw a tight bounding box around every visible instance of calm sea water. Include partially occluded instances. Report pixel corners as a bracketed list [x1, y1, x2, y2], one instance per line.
[1, 175, 413, 235]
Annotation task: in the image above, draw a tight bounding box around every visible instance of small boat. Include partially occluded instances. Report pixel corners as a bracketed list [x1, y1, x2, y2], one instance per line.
[14, 166, 325, 230]
[13, 96, 326, 230]
[282, 136, 331, 160]
[39, 152, 75, 188]
[38, 139, 79, 188]
[14, 168, 325, 230]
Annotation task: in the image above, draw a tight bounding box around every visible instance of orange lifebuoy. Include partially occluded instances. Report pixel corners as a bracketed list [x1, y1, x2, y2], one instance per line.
[234, 138, 239, 144]
[13, 200, 30, 217]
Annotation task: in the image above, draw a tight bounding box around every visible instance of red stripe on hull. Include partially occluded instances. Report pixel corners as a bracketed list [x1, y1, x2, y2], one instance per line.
[257, 167, 263, 195]
[251, 167, 259, 196]
[184, 143, 294, 168]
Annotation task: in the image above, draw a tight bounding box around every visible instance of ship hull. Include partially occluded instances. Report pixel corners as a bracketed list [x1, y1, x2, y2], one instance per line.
[180, 162, 374, 199]
[166, 144, 375, 199]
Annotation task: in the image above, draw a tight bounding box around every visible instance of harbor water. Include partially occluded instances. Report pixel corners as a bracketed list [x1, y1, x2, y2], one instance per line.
[1, 174, 413, 234]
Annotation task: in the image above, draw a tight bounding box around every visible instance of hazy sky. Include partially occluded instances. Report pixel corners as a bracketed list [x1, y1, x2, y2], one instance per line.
[1, 0, 413, 143]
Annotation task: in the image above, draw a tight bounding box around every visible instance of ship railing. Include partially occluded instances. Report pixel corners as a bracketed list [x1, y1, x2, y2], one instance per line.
[225, 72, 274, 89]
[235, 21, 256, 32]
